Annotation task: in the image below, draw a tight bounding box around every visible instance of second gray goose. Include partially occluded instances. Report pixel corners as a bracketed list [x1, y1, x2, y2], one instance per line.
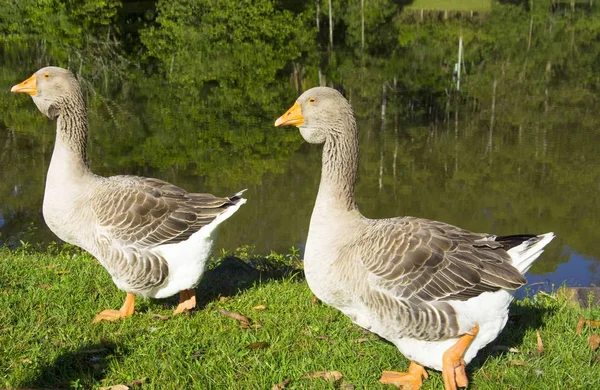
[275, 86, 554, 390]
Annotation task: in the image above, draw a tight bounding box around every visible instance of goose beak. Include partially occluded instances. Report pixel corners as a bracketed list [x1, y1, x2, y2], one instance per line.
[11, 74, 37, 95]
[275, 102, 304, 127]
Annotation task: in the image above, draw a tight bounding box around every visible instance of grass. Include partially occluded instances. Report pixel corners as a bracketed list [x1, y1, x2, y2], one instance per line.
[405, 0, 492, 12]
[1, 244, 599, 389]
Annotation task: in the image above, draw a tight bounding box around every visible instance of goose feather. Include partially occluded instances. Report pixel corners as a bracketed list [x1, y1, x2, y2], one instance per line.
[275, 86, 554, 387]
[12, 66, 246, 316]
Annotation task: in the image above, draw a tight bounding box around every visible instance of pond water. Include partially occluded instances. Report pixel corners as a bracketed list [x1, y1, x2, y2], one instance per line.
[1, 1, 599, 293]
[2, 80, 599, 293]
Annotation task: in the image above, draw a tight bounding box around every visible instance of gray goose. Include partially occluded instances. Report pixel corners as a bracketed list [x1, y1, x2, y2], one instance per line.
[11, 67, 246, 322]
[275, 87, 554, 390]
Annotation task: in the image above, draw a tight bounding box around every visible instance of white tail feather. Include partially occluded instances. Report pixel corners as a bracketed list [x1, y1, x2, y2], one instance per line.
[508, 232, 555, 274]
[231, 188, 248, 199]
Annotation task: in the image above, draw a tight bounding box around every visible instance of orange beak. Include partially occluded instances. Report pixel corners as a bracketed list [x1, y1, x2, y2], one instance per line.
[11, 73, 37, 95]
[275, 101, 304, 127]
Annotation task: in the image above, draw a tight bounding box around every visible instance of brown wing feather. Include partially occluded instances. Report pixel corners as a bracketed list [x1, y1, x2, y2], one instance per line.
[359, 217, 526, 303]
[92, 175, 241, 248]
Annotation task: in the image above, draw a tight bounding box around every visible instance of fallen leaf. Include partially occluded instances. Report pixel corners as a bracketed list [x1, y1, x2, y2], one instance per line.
[509, 360, 526, 366]
[216, 308, 249, 322]
[315, 335, 333, 344]
[246, 341, 269, 350]
[151, 314, 170, 321]
[311, 295, 320, 305]
[302, 371, 344, 381]
[99, 385, 129, 390]
[576, 315, 600, 335]
[253, 304, 266, 311]
[126, 378, 148, 387]
[577, 315, 586, 335]
[55, 270, 70, 275]
[585, 317, 600, 330]
[216, 308, 252, 328]
[536, 330, 544, 354]
[36, 283, 51, 290]
[350, 338, 369, 343]
[589, 334, 600, 351]
[272, 378, 291, 390]
[20, 358, 32, 364]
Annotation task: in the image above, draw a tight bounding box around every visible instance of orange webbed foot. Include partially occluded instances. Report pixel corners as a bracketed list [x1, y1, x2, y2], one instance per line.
[379, 361, 428, 389]
[92, 293, 136, 323]
[441, 324, 479, 390]
[454, 359, 468, 388]
[173, 289, 196, 315]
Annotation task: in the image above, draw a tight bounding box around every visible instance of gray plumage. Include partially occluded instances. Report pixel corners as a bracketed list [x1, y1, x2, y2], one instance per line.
[91, 175, 245, 293]
[11, 67, 246, 318]
[275, 86, 554, 377]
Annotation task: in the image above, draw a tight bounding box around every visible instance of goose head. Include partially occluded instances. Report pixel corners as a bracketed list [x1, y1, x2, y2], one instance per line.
[11, 66, 81, 120]
[275, 87, 354, 144]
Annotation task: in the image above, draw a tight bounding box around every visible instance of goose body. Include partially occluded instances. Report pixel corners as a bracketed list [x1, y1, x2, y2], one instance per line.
[304, 213, 551, 371]
[275, 87, 554, 389]
[12, 67, 246, 321]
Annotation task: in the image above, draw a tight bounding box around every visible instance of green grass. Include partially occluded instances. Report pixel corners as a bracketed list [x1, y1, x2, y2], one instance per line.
[406, 0, 492, 12]
[1, 245, 599, 389]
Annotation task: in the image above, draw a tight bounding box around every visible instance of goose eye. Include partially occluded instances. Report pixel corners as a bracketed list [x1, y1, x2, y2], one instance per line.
[43, 74, 50, 79]
[308, 98, 316, 103]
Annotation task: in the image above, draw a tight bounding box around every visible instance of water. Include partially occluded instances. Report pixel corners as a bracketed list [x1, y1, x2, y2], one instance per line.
[1, 1, 600, 291]
[2, 83, 599, 291]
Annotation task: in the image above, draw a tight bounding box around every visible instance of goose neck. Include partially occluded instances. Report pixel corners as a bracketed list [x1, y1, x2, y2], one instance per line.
[316, 121, 359, 213]
[50, 96, 91, 178]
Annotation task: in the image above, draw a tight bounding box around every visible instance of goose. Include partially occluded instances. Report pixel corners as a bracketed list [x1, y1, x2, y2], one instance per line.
[275, 87, 554, 390]
[11, 67, 246, 322]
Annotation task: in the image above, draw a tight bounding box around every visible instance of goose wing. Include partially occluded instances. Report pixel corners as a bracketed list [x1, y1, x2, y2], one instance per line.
[358, 217, 527, 303]
[92, 176, 242, 248]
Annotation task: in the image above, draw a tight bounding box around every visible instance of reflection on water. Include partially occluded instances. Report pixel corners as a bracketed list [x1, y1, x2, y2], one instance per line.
[518, 249, 600, 298]
[2, 0, 600, 290]
[3, 95, 600, 289]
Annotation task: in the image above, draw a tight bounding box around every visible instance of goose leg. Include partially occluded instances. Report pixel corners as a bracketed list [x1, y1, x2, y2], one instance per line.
[441, 324, 479, 390]
[379, 361, 428, 389]
[173, 289, 196, 315]
[92, 293, 136, 323]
